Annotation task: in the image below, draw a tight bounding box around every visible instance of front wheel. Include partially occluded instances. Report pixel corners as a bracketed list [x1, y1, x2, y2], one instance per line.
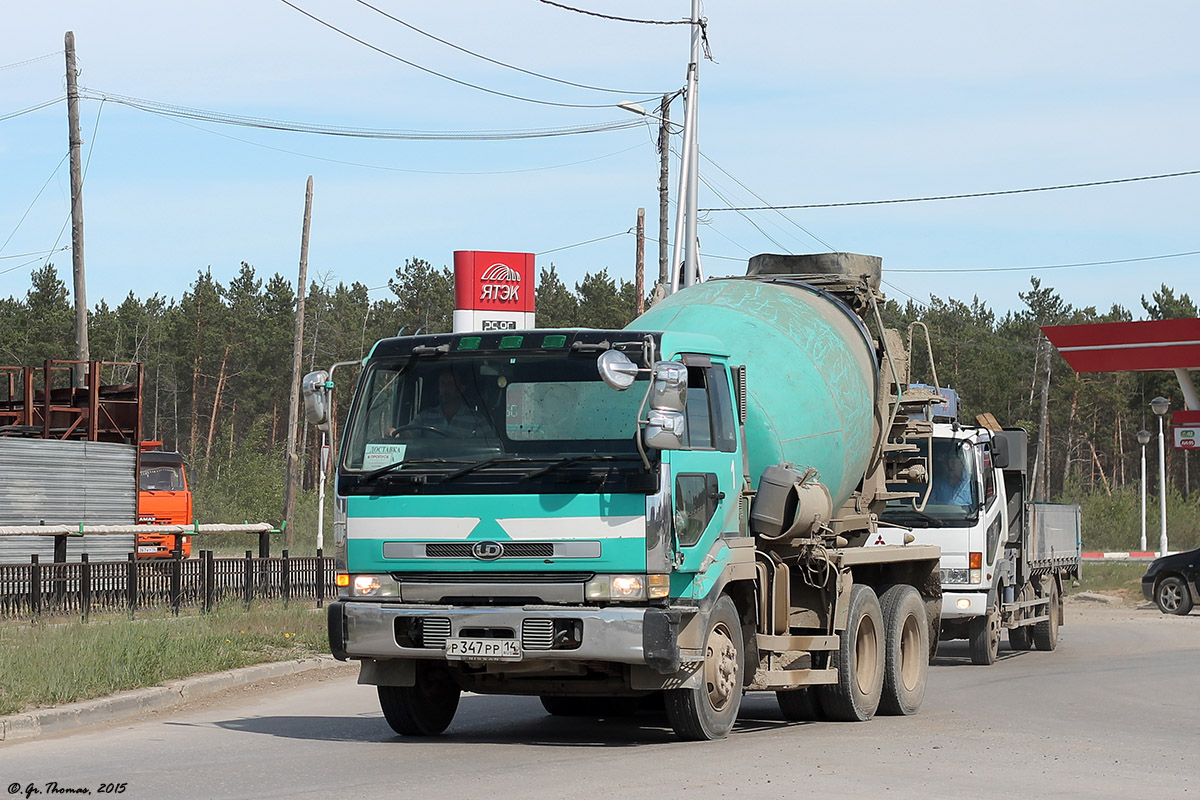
[878, 585, 929, 715]
[968, 605, 1001, 666]
[377, 663, 461, 736]
[665, 595, 744, 740]
[817, 584, 884, 722]
[1155, 575, 1194, 615]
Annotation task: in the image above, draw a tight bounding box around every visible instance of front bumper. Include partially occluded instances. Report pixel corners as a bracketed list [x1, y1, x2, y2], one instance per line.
[940, 590, 989, 619]
[328, 600, 680, 671]
[1141, 578, 1155, 603]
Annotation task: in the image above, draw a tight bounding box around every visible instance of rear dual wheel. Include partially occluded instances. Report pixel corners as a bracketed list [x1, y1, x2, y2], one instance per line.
[878, 585, 929, 715]
[1032, 579, 1060, 651]
[818, 584, 885, 721]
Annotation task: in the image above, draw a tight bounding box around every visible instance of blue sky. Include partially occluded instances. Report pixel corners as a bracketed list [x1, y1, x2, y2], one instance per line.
[2, 1, 1197, 317]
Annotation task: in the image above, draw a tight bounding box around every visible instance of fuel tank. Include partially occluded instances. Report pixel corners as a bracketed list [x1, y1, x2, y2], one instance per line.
[631, 276, 879, 510]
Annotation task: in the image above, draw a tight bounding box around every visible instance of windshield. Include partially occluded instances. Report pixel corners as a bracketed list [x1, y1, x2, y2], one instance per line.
[881, 438, 979, 527]
[140, 464, 185, 492]
[340, 352, 651, 491]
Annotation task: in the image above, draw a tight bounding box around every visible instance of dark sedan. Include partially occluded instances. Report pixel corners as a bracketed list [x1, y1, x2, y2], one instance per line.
[1142, 546, 1200, 615]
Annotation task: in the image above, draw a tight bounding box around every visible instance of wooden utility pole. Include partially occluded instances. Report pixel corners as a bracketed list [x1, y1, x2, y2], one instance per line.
[282, 176, 313, 549]
[656, 93, 671, 298]
[635, 207, 645, 316]
[1032, 335, 1053, 501]
[65, 31, 89, 385]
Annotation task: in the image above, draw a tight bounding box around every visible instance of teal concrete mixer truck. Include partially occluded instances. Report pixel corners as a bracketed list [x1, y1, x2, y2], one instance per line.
[307, 252, 943, 741]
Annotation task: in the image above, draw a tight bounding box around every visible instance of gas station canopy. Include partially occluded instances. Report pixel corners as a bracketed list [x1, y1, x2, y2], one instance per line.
[1042, 318, 1200, 416]
[1041, 318, 1200, 373]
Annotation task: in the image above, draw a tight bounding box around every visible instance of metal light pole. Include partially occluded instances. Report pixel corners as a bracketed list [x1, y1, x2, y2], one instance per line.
[1151, 396, 1170, 556]
[1137, 429, 1151, 552]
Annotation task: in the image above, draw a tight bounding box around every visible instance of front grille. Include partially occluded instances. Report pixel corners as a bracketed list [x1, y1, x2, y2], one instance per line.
[522, 619, 555, 650]
[395, 572, 593, 585]
[425, 542, 555, 559]
[420, 617, 451, 649]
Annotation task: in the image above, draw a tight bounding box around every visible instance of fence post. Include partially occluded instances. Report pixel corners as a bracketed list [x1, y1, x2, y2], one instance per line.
[126, 553, 138, 616]
[52, 535, 67, 608]
[243, 550, 253, 609]
[281, 549, 290, 608]
[203, 550, 215, 613]
[316, 547, 324, 609]
[80, 553, 91, 622]
[30, 554, 41, 619]
[170, 547, 182, 617]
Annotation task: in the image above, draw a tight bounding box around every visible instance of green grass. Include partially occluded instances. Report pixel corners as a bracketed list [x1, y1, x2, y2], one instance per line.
[0, 602, 329, 717]
[1075, 562, 1147, 600]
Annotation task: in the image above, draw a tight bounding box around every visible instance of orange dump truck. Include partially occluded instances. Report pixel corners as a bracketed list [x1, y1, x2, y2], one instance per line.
[136, 441, 193, 558]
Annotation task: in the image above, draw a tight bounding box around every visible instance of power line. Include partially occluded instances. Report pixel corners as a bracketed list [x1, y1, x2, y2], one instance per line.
[0, 246, 70, 262]
[83, 89, 646, 140]
[352, 0, 664, 96]
[0, 97, 64, 122]
[537, 230, 632, 256]
[277, 0, 656, 109]
[1, 152, 70, 255]
[698, 151, 834, 250]
[0, 52, 62, 72]
[700, 168, 1200, 211]
[889, 250, 1200, 274]
[156, 112, 651, 174]
[537, 1, 690, 25]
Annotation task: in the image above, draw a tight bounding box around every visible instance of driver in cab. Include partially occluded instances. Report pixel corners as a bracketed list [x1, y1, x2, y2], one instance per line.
[394, 367, 493, 439]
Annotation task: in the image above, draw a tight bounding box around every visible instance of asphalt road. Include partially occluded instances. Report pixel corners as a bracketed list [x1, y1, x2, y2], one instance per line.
[2, 601, 1197, 800]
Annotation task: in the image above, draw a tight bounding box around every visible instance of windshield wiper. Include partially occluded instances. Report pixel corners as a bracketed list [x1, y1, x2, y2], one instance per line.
[442, 456, 550, 482]
[520, 455, 638, 481]
[360, 458, 471, 482]
[881, 509, 944, 527]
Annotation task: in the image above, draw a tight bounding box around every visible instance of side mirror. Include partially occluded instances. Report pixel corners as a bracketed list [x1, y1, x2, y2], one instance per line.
[597, 350, 640, 390]
[302, 370, 331, 431]
[651, 361, 687, 412]
[645, 409, 686, 450]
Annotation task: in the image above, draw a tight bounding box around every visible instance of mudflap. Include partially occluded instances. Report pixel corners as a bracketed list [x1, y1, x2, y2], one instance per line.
[643, 608, 683, 674]
[327, 600, 348, 661]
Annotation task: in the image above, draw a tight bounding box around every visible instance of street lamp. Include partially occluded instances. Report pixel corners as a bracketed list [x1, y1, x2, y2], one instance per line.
[1150, 396, 1170, 556]
[1137, 429, 1151, 552]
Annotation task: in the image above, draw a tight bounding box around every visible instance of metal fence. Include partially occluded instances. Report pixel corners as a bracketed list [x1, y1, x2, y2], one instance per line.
[0, 550, 337, 620]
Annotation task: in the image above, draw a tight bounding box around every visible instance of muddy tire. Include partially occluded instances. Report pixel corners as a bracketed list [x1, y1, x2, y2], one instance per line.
[1008, 624, 1032, 651]
[968, 604, 1001, 666]
[776, 688, 825, 721]
[1155, 575, 1194, 615]
[818, 584, 884, 722]
[377, 663, 460, 736]
[1032, 580, 1060, 651]
[878, 585, 928, 715]
[665, 595, 744, 740]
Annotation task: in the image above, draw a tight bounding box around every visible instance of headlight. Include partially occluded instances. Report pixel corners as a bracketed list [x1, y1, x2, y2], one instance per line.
[940, 568, 970, 585]
[349, 574, 400, 598]
[586, 574, 669, 602]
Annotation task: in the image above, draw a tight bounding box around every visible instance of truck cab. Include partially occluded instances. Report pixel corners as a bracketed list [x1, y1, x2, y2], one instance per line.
[136, 442, 193, 558]
[881, 424, 1008, 644]
[879, 391, 1077, 665]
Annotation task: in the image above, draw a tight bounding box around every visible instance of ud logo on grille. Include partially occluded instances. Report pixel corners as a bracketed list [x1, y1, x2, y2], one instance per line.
[471, 541, 505, 560]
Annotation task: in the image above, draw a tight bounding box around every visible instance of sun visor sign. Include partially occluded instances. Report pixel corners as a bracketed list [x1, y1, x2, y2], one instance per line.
[453, 250, 536, 333]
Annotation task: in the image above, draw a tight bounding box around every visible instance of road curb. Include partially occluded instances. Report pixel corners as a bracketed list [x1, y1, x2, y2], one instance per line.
[0, 655, 351, 743]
